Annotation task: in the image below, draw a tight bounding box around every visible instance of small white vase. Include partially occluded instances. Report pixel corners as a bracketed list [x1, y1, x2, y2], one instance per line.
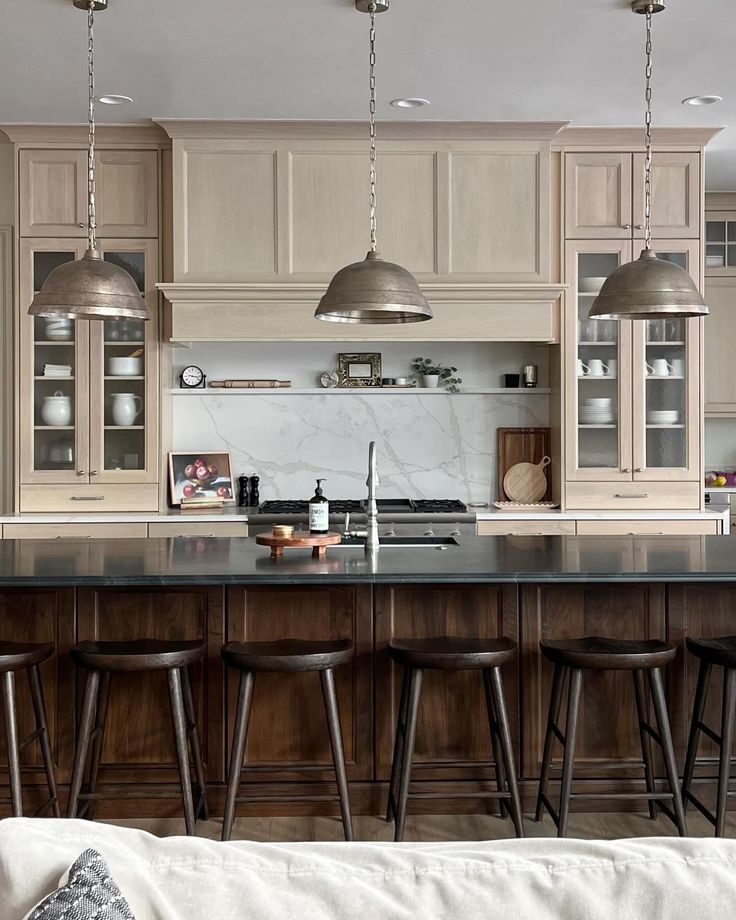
[422, 374, 440, 388]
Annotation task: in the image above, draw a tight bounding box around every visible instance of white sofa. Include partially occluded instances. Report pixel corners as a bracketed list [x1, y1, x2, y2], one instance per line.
[2, 818, 736, 919]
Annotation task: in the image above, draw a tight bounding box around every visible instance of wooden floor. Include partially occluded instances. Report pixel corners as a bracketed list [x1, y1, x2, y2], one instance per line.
[106, 811, 736, 842]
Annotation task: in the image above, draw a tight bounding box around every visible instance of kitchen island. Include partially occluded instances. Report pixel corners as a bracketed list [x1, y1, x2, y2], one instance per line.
[2, 533, 736, 819]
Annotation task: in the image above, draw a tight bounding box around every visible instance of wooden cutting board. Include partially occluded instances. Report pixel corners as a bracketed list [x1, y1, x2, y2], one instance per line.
[497, 427, 551, 501]
[503, 457, 551, 504]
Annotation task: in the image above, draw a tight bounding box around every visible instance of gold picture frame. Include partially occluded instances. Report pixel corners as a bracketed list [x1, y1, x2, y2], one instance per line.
[338, 352, 382, 388]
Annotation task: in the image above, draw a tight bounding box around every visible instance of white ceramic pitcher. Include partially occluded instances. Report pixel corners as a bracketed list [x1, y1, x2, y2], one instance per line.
[111, 393, 143, 427]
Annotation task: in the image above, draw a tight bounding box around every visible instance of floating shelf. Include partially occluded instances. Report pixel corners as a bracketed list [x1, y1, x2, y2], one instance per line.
[170, 387, 553, 397]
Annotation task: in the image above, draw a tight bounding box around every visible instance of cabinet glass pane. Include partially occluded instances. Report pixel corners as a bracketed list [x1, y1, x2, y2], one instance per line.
[644, 312, 686, 469]
[577, 252, 621, 470]
[706, 244, 726, 268]
[728, 221, 736, 242]
[32, 251, 77, 472]
[102, 251, 147, 472]
[707, 220, 726, 242]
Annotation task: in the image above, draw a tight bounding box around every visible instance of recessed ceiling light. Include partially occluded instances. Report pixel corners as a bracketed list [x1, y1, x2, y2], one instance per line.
[682, 95, 723, 106]
[97, 94, 133, 105]
[390, 97, 430, 109]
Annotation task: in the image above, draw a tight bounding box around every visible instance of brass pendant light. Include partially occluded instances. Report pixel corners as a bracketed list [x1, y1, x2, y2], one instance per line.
[589, 1, 707, 321]
[29, 0, 150, 322]
[315, 1, 432, 325]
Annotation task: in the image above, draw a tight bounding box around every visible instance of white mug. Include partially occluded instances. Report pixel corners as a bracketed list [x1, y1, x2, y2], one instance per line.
[586, 358, 608, 377]
[111, 393, 143, 427]
[646, 358, 670, 377]
[667, 358, 684, 377]
[606, 359, 617, 378]
[577, 359, 590, 377]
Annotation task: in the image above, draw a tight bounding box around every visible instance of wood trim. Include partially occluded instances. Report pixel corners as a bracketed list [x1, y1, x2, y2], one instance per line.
[0, 125, 170, 147]
[556, 126, 722, 148]
[0, 228, 11, 514]
[706, 193, 736, 211]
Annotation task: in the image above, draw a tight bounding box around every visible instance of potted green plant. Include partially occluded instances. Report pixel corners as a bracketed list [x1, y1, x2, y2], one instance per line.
[411, 358, 462, 392]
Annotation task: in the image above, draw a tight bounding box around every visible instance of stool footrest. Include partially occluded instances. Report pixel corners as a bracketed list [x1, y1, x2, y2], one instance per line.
[78, 785, 197, 801]
[570, 791, 673, 801]
[684, 788, 719, 827]
[695, 720, 721, 746]
[234, 793, 339, 804]
[551, 724, 565, 746]
[18, 726, 44, 751]
[538, 792, 559, 826]
[407, 789, 512, 800]
[642, 723, 662, 747]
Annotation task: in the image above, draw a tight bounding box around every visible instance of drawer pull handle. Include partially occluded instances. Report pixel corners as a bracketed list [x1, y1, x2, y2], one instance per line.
[614, 493, 649, 499]
[70, 495, 105, 501]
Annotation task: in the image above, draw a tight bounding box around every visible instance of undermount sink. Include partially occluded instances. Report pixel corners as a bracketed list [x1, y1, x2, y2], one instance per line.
[339, 535, 460, 548]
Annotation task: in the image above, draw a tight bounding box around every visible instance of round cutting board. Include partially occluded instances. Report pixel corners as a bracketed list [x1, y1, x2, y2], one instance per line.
[503, 456, 551, 503]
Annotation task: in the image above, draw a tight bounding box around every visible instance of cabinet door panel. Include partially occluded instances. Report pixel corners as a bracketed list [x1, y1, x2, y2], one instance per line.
[565, 153, 632, 239]
[19, 150, 87, 237]
[226, 586, 372, 781]
[521, 583, 666, 779]
[633, 153, 700, 239]
[375, 584, 518, 781]
[95, 151, 158, 237]
[704, 279, 736, 413]
[449, 150, 546, 279]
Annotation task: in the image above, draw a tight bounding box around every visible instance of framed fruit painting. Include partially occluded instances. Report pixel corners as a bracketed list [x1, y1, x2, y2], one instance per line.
[168, 451, 235, 506]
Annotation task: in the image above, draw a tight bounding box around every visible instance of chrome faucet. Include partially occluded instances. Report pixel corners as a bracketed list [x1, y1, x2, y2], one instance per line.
[366, 441, 380, 551]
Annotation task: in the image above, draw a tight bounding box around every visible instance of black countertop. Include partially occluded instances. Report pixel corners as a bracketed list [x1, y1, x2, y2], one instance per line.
[0, 534, 735, 586]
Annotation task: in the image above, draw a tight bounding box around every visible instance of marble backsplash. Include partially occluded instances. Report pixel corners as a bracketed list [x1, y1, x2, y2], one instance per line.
[172, 392, 550, 504]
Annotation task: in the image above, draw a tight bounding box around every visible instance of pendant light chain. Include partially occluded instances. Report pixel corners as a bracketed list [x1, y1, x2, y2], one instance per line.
[87, 0, 97, 252]
[643, 5, 653, 251]
[368, 4, 377, 253]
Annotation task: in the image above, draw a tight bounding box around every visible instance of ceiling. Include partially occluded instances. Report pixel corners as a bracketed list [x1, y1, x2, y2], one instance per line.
[1, 0, 733, 188]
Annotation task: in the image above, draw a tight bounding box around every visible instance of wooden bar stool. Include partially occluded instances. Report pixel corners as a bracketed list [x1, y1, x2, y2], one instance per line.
[0, 641, 59, 818]
[386, 637, 523, 843]
[535, 637, 686, 838]
[221, 639, 354, 842]
[67, 639, 209, 836]
[682, 636, 736, 836]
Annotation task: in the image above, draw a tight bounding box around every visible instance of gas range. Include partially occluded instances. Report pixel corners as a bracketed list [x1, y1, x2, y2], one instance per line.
[259, 498, 468, 515]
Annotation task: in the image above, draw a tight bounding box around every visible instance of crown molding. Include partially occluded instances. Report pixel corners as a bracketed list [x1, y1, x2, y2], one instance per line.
[556, 125, 723, 148]
[0, 123, 169, 147]
[154, 119, 569, 142]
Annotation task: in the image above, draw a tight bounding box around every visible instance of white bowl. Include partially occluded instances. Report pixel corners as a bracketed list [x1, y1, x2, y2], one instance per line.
[583, 397, 613, 406]
[108, 356, 143, 377]
[579, 276, 608, 294]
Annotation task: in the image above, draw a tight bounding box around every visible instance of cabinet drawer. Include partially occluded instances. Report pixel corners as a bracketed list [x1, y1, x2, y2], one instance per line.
[565, 481, 701, 510]
[477, 520, 575, 536]
[20, 484, 159, 513]
[148, 522, 249, 538]
[3, 523, 148, 540]
[577, 519, 720, 536]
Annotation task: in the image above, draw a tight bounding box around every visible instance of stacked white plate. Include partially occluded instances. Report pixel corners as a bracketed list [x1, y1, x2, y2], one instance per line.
[647, 409, 679, 425]
[580, 397, 614, 425]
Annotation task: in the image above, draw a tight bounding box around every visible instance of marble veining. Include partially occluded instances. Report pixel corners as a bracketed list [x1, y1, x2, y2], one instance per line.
[172, 393, 549, 502]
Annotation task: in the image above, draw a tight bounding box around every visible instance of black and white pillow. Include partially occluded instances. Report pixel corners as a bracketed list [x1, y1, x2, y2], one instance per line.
[26, 848, 135, 920]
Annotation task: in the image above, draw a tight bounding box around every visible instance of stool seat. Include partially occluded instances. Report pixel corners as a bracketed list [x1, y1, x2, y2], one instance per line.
[222, 639, 353, 673]
[388, 636, 516, 670]
[0, 642, 54, 673]
[540, 637, 676, 671]
[70, 639, 205, 672]
[686, 636, 736, 669]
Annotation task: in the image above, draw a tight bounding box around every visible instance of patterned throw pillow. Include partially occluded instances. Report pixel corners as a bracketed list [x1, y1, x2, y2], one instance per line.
[26, 848, 135, 920]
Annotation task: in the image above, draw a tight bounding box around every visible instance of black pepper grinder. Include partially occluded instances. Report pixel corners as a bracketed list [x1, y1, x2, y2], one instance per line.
[237, 475, 249, 507]
[249, 475, 260, 508]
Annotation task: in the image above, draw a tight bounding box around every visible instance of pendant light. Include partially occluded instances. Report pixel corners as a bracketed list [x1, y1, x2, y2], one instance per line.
[589, 1, 707, 321]
[315, 1, 432, 325]
[29, 0, 150, 322]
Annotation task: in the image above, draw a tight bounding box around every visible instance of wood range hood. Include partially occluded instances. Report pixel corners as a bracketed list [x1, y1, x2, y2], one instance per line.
[155, 119, 570, 343]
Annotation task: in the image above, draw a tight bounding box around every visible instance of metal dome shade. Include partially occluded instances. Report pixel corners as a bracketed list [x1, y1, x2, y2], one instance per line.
[29, 249, 151, 321]
[589, 249, 708, 320]
[315, 251, 432, 324]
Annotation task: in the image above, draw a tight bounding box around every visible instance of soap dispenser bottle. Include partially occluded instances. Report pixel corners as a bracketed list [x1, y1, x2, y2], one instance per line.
[309, 479, 329, 534]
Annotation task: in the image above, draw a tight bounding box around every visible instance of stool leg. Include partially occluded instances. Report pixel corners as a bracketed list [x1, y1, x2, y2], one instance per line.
[386, 667, 410, 822]
[394, 667, 422, 843]
[168, 667, 196, 836]
[181, 666, 209, 821]
[320, 667, 354, 842]
[487, 666, 524, 838]
[682, 659, 711, 816]
[482, 668, 509, 819]
[648, 667, 687, 837]
[27, 664, 60, 818]
[557, 667, 583, 838]
[82, 671, 111, 820]
[716, 666, 736, 837]
[535, 663, 565, 822]
[67, 669, 100, 819]
[2, 671, 22, 817]
[633, 668, 657, 821]
[222, 670, 255, 842]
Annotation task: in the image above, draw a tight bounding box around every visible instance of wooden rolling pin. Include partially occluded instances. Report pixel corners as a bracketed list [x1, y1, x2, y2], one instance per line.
[209, 380, 292, 389]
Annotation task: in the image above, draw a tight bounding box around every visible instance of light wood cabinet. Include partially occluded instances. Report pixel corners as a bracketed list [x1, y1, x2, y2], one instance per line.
[576, 519, 720, 535]
[3, 522, 148, 539]
[704, 278, 736, 414]
[18, 239, 159, 510]
[19, 149, 158, 238]
[566, 152, 700, 240]
[147, 521, 249, 537]
[476, 520, 575, 536]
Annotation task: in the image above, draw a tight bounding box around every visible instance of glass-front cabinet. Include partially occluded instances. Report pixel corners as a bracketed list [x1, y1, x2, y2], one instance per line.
[19, 238, 159, 493]
[566, 239, 700, 484]
[705, 211, 736, 276]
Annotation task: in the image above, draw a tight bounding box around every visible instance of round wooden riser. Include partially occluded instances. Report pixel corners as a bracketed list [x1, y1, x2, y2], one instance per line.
[256, 531, 342, 559]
